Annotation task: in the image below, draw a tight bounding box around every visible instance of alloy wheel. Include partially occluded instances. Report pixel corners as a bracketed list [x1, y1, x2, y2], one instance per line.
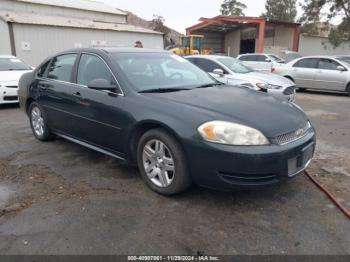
[142, 139, 175, 188]
[31, 106, 45, 137]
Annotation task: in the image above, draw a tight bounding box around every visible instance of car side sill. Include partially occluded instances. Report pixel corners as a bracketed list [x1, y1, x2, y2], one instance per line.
[55, 133, 127, 162]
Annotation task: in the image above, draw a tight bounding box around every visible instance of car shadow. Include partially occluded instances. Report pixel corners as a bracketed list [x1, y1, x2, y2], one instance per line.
[0, 103, 20, 110]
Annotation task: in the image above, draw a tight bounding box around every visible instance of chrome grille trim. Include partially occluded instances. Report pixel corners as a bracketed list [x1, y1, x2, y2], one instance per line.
[275, 122, 312, 145]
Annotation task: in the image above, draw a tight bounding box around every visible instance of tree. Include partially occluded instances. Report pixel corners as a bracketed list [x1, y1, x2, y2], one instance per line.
[220, 0, 247, 16]
[300, 0, 350, 47]
[151, 15, 171, 47]
[261, 0, 297, 22]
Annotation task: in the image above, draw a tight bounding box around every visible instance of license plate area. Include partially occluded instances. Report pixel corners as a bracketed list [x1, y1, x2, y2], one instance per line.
[288, 143, 314, 177]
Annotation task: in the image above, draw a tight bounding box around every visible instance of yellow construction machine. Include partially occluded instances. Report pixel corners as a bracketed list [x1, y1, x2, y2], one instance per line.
[168, 35, 211, 56]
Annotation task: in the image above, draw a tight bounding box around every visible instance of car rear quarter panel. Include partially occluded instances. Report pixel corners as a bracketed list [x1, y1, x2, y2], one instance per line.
[18, 71, 36, 112]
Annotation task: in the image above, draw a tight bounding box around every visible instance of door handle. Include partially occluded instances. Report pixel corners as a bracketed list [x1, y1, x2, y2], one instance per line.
[39, 83, 53, 89]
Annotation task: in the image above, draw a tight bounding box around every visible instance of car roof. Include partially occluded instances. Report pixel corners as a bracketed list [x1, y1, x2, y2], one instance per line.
[301, 55, 340, 59]
[238, 53, 269, 56]
[185, 55, 233, 60]
[0, 55, 16, 59]
[59, 47, 169, 55]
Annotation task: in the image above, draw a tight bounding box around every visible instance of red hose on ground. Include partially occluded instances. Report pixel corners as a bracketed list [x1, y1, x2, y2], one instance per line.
[305, 171, 350, 219]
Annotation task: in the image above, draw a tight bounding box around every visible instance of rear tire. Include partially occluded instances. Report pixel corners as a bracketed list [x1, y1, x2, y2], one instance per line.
[29, 102, 55, 141]
[137, 129, 192, 195]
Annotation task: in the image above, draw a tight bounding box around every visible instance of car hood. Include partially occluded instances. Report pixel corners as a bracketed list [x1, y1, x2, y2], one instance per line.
[0, 70, 32, 83]
[228, 71, 294, 88]
[145, 86, 308, 138]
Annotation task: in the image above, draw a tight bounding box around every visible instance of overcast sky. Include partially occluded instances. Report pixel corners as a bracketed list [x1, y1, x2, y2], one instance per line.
[102, 0, 266, 33]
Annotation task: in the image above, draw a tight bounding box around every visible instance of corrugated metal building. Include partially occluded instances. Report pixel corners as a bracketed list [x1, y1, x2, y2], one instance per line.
[0, 0, 164, 66]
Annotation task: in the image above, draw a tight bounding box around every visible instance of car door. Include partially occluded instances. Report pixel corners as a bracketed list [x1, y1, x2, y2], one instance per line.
[290, 58, 319, 89]
[72, 53, 127, 155]
[188, 58, 229, 84]
[38, 53, 80, 134]
[313, 58, 348, 91]
[253, 55, 272, 72]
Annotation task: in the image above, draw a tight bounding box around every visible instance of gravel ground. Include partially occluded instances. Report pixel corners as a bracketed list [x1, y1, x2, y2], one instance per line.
[0, 91, 349, 255]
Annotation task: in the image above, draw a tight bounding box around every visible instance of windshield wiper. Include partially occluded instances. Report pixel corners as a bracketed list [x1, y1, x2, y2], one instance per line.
[195, 83, 224, 89]
[139, 88, 191, 93]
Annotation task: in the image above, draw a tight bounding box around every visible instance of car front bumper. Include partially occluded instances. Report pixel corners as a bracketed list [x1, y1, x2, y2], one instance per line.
[184, 129, 316, 191]
[0, 84, 19, 104]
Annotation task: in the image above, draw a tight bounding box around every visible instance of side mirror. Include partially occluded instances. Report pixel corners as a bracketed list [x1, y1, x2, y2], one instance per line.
[213, 69, 224, 76]
[265, 58, 272, 62]
[337, 65, 346, 72]
[88, 79, 117, 92]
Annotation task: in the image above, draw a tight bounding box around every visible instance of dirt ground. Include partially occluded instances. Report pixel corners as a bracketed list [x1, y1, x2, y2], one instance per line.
[0, 91, 349, 255]
[296, 92, 350, 210]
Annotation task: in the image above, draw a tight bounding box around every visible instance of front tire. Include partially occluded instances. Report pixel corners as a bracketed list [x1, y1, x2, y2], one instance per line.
[29, 102, 55, 141]
[346, 84, 350, 97]
[137, 129, 192, 195]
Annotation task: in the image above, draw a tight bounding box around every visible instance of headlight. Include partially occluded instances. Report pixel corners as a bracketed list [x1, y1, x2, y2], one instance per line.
[198, 121, 270, 146]
[267, 84, 282, 89]
[256, 83, 282, 90]
[256, 83, 268, 89]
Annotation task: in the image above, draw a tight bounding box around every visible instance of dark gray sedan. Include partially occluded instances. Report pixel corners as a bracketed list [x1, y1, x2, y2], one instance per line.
[19, 48, 315, 195]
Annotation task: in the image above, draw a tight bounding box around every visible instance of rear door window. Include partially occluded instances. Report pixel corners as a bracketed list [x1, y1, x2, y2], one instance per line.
[238, 55, 251, 61]
[47, 54, 78, 82]
[293, 58, 319, 69]
[255, 55, 268, 62]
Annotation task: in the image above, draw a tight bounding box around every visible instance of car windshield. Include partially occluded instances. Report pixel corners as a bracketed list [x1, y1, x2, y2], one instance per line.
[337, 57, 350, 67]
[217, 57, 253, 74]
[112, 52, 216, 92]
[268, 55, 284, 63]
[0, 57, 31, 71]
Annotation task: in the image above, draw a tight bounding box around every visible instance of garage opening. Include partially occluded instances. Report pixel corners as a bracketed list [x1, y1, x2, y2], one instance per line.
[240, 39, 255, 54]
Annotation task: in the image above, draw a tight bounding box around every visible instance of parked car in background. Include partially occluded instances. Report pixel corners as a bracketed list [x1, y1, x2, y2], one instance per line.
[237, 53, 285, 72]
[186, 55, 296, 102]
[0, 55, 32, 105]
[273, 56, 350, 96]
[19, 48, 315, 195]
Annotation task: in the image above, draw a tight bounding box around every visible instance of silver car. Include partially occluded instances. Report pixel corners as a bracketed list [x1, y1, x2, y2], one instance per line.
[186, 55, 296, 102]
[237, 53, 285, 72]
[273, 56, 350, 96]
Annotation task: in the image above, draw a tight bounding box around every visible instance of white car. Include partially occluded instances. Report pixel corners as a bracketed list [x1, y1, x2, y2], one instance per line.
[0, 55, 32, 105]
[186, 55, 295, 102]
[237, 53, 285, 72]
[272, 56, 350, 96]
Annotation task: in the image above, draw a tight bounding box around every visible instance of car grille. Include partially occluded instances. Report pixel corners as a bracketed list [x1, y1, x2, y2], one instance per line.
[275, 122, 312, 145]
[4, 96, 18, 101]
[283, 86, 296, 95]
[218, 172, 278, 185]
